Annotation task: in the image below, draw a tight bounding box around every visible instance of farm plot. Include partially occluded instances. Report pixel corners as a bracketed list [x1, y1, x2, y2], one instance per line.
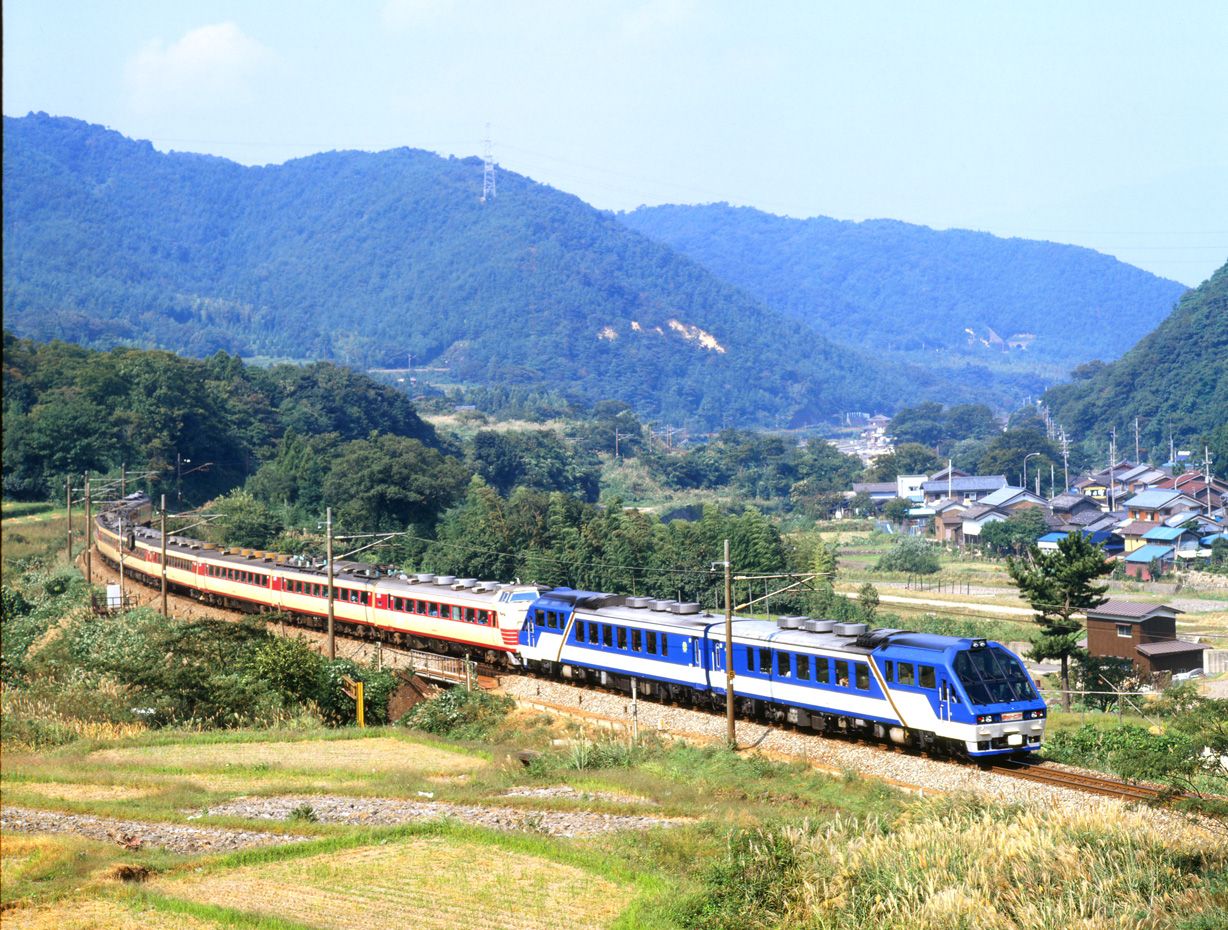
[154, 835, 633, 930]
[2, 898, 223, 930]
[92, 737, 484, 777]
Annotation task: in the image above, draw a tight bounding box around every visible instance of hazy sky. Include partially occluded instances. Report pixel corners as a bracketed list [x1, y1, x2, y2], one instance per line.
[5, 0, 1226, 285]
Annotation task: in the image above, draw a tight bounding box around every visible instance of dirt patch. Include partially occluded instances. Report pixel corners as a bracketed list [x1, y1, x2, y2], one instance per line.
[92, 737, 484, 776]
[198, 794, 681, 837]
[2, 898, 220, 930]
[1, 806, 305, 856]
[153, 836, 633, 930]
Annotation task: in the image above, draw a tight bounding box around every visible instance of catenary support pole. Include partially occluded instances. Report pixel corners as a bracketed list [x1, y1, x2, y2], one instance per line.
[326, 507, 336, 660]
[84, 474, 92, 585]
[65, 475, 73, 562]
[160, 494, 168, 618]
[724, 538, 735, 748]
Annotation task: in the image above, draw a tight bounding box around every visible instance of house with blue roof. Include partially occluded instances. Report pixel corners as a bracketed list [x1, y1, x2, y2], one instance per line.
[1142, 524, 1202, 553]
[1124, 543, 1176, 581]
[1037, 528, 1123, 555]
[1123, 490, 1201, 523]
[921, 474, 1007, 506]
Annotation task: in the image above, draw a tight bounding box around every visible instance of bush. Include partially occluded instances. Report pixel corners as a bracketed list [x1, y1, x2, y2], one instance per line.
[315, 659, 398, 726]
[874, 537, 941, 574]
[400, 687, 513, 740]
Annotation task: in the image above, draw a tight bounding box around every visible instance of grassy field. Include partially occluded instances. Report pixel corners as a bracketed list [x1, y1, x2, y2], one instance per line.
[3, 710, 1226, 929]
[1, 503, 75, 582]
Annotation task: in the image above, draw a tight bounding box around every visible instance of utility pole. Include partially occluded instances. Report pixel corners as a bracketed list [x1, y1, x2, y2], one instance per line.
[724, 538, 735, 748]
[160, 494, 169, 618]
[65, 475, 73, 562]
[84, 473, 92, 585]
[1060, 429, 1070, 492]
[1206, 445, 1214, 517]
[121, 462, 127, 498]
[1108, 431, 1117, 512]
[1134, 417, 1140, 463]
[1050, 463, 1055, 501]
[118, 511, 125, 607]
[326, 507, 336, 660]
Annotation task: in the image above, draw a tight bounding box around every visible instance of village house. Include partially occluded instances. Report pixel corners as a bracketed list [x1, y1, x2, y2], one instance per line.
[921, 474, 1007, 506]
[1124, 543, 1176, 581]
[1084, 600, 1209, 677]
[1122, 489, 1202, 523]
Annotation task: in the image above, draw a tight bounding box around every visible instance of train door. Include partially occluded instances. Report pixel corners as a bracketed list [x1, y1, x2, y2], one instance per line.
[938, 674, 959, 722]
[709, 640, 726, 691]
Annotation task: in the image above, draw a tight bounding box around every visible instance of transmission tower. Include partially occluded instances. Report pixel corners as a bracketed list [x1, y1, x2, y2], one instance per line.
[481, 123, 496, 203]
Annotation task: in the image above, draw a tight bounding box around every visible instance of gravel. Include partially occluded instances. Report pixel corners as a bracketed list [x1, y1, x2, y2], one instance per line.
[0, 806, 305, 855]
[499, 675, 1205, 827]
[198, 795, 681, 837]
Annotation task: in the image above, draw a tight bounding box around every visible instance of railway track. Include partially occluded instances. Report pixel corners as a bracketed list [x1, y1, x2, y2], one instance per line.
[981, 756, 1185, 803]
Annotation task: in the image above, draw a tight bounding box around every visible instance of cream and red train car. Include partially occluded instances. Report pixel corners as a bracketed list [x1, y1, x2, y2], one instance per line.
[93, 496, 540, 664]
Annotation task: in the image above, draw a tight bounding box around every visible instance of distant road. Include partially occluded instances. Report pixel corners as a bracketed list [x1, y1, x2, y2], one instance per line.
[837, 589, 1035, 619]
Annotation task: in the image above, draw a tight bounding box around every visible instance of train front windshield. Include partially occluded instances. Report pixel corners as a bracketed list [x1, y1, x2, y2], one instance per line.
[954, 647, 1038, 705]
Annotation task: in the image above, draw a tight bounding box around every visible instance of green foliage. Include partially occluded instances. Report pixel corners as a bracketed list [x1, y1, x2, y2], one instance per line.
[1, 334, 439, 502]
[888, 402, 999, 456]
[206, 489, 284, 549]
[314, 659, 398, 726]
[1044, 262, 1228, 479]
[979, 508, 1049, 555]
[1042, 722, 1195, 775]
[400, 686, 513, 741]
[975, 427, 1060, 485]
[857, 583, 879, 620]
[874, 537, 940, 574]
[881, 497, 912, 523]
[865, 443, 943, 482]
[470, 428, 600, 500]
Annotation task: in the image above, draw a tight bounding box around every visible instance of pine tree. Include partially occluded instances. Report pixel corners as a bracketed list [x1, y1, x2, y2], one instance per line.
[1007, 532, 1112, 711]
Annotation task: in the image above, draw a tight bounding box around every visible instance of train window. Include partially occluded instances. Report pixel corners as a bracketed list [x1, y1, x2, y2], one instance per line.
[660, 634, 668, 657]
[603, 625, 613, 647]
[429, 602, 440, 618]
[884, 660, 893, 680]
[646, 631, 657, 654]
[631, 629, 642, 652]
[835, 660, 850, 688]
[362, 592, 370, 606]
[616, 627, 627, 650]
[745, 647, 755, 673]
[392, 597, 401, 611]
[452, 606, 463, 621]
[352, 590, 362, 604]
[463, 607, 473, 623]
[588, 623, 599, 645]
[758, 649, 772, 675]
[898, 662, 915, 686]
[777, 652, 791, 678]
[575, 619, 586, 641]
[797, 655, 811, 680]
[919, 666, 936, 689]
[855, 663, 870, 691]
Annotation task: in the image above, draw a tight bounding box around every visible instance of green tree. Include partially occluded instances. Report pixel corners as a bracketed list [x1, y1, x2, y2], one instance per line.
[866, 443, 943, 481]
[882, 497, 912, 524]
[1007, 533, 1112, 711]
[980, 508, 1049, 556]
[207, 489, 284, 549]
[858, 582, 879, 621]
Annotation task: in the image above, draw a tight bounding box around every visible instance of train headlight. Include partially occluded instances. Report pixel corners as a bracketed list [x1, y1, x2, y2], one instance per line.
[976, 714, 995, 724]
[1029, 709, 1046, 719]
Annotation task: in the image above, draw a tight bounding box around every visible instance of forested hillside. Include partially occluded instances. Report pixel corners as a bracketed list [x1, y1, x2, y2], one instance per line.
[5, 113, 973, 428]
[1043, 261, 1228, 469]
[621, 203, 1186, 372]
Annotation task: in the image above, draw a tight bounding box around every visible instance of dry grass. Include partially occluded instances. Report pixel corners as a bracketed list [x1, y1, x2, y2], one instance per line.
[153, 836, 632, 930]
[92, 737, 485, 776]
[2, 782, 158, 803]
[1, 897, 221, 930]
[2, 692, 149, 754]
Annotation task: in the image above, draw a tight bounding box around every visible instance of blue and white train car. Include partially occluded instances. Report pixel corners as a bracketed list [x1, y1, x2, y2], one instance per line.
[519, 590, 1046, 757]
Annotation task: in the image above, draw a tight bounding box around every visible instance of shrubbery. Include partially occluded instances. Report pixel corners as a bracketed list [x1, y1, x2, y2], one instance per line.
[874, 537, 941, 574]
[401, 687, 513, 741]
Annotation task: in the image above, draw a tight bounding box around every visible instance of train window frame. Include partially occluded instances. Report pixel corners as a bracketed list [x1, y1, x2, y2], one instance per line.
[452, 606, 463, 622]
[575, 619, 586, 641]
[603, 625, 613, 648]
[589, 623, 600, 645]
[759, 649, 772, 675]
[646, 630, 657, 654]
[919, 666, 936, 689]
[745, 646, 755, 673]
[884, 660, 894, 680]
[855, 663, 870, 691]
[429, 602, 440, 618]
[815, 656, 830, 683]
[777, 651, 791, 678]
[898, 662, 916, 686]
[661, 634, 669, 657]
[797, 654, 810, 680]
[835, 659, 850, 688]
[616, 627, 628, 650]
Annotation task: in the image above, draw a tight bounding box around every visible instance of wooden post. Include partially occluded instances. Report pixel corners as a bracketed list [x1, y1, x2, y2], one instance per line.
[160, 494, 168, 618]
[356, 680, 365, 728]
[326, 507, 336, 660]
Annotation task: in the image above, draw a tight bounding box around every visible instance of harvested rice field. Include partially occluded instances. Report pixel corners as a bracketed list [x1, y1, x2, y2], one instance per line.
[2, 897, 222, 930]
[92, 737, 484, 776]
[2, 782, 158, 804]
[153, 836, 634, 930]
